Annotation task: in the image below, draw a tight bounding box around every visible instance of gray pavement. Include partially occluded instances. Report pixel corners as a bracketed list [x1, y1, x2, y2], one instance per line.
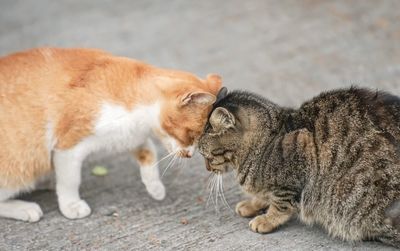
[1, 0, 400, 250]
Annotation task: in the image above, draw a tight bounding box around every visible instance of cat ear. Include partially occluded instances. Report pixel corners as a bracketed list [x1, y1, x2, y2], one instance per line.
[181, 92, 216, 106]
[206, 74, 222, 94]
[210, 107, 235, 130]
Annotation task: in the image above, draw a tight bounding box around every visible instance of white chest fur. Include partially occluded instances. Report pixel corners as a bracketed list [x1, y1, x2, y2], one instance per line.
[71, 102, 160, 157]
[46, 102, 164, 221]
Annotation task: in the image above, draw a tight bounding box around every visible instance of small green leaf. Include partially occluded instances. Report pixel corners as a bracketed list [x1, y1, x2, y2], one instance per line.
[92, 165, 108, 176]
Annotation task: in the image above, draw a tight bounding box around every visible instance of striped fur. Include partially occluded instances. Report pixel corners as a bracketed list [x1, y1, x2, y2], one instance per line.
[198, 88, 400, 247]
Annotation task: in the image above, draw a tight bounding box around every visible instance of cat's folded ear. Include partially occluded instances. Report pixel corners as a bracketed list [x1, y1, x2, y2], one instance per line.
[210, 107, 235, 130]
[180, 92, 216, 106]
[178, 74, 221, 107]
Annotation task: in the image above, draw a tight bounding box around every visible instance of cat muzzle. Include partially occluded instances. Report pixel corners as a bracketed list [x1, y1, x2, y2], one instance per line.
[177, 145, 195, 158]
[204, 158, 229, 173]
[178, 149, 192, 158]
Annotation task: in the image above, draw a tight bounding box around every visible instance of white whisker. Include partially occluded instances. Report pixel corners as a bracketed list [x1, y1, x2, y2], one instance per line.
[150, 150, 177, 168]
[206, 173, 215, 190]
[161, 153, 178, 178]
[206, 174, 217, 208]
[214, 173, 220, 214]
[218, 174, 233, 212]
[206, 174, 215, 207]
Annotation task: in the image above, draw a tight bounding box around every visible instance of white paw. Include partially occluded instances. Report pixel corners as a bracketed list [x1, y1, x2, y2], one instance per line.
[145, 181, 166, 200]
[11, 201, 43, 222]
[60, 200, 91, 219]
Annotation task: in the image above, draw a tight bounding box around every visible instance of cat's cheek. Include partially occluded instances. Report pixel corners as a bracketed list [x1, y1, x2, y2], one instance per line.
[161, 136, 194, 157]
[166, 137, 180, 152]
[152, 122, 195, 157]
[152, 129, 173, 152]
[160, 135, 177, 153]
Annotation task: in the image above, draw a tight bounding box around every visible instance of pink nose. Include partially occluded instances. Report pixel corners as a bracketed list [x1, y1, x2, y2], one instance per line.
[180, 150, 192, 158]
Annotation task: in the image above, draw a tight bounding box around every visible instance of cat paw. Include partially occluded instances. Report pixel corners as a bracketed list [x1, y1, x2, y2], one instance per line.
[249, 215, 275, 234]
[236, 200, 259, 218]
[11, 201, 43, 222]
[145, 181, 166, 200]
[60, 200, 91, 219]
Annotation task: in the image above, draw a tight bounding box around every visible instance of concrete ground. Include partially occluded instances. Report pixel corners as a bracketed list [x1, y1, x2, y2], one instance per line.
[1, 0, 400, 250]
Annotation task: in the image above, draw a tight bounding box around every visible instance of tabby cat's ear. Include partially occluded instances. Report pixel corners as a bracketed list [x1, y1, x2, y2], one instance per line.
[180, 92, 216, 106]
[210, 107, 235, 130]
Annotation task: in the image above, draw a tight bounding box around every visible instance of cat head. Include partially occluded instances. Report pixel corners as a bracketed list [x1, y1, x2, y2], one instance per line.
[198, 106, 243, 173]
[198, 91, 283, 173]
[156, 74, 222, 158]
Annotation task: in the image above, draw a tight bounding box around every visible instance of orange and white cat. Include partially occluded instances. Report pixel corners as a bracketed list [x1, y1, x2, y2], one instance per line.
[0, 48, 222, 222]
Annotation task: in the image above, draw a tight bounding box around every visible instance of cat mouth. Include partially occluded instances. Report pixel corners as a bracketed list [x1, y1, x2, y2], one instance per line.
[178, 149, 193, 158]
[204, 158, 229, 173]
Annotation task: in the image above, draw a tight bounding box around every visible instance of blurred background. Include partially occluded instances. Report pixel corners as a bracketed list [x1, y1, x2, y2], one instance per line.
[1, 0, 399, 250]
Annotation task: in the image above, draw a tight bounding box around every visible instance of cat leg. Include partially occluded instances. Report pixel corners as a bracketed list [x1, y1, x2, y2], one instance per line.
[0, 188, 43, 222]
[53, 151, 91, 219]
[132, 139, 166, 200]
[236, 197, 269, 218]
[249, 203, 295, 234]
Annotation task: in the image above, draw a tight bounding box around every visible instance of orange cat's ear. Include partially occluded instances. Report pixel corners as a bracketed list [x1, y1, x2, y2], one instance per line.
[206, 74, 222, 94]
[181, 92, 216, 106]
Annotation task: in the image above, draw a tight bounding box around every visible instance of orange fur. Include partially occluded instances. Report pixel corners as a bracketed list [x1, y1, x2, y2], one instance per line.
[133, 148, 155, 166]
[0, 48, 221, 188]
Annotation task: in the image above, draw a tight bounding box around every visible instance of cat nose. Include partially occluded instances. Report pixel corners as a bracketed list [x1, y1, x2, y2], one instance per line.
[179, 146, 195, 158]
[179, 150, 192, 158]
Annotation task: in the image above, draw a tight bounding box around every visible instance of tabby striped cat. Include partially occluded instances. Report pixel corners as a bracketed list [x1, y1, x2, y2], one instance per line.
[198, 88, 400, 248]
